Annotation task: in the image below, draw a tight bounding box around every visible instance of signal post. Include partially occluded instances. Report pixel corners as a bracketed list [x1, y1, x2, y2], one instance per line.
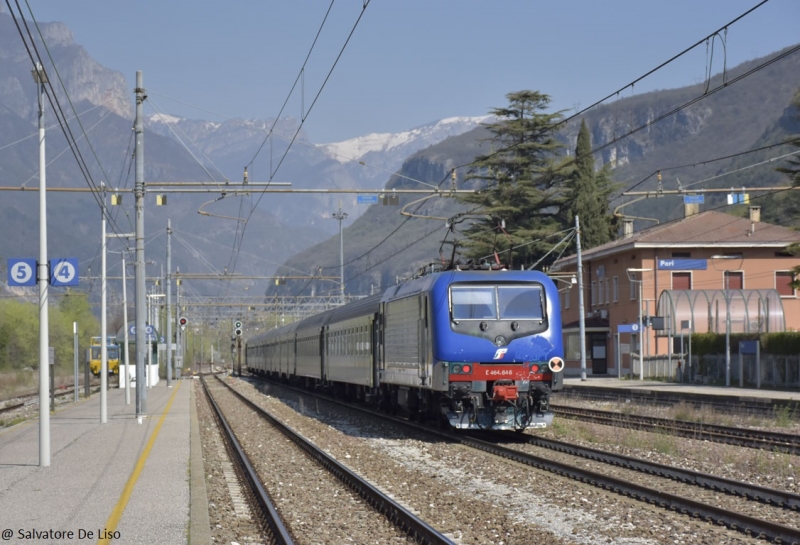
[234, 321, 243, 376]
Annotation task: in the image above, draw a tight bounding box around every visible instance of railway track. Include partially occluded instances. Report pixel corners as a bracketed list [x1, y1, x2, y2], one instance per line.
[244, 375, 800, 544]
[0, 384, 100, 416]
[552, 404, 800, 454]
[199, 376, 294, 544]
[497, 433, 800, 512]
[560, 387, 798, 418]
[203, 374, 457, 544]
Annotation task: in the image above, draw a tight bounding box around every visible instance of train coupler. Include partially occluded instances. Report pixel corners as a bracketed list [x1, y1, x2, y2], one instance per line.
[492, 380, 518, 402]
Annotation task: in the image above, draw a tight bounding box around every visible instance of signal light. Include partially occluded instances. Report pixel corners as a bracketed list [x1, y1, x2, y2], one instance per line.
[235, 328, 242, 337]
[449, 363, 473, 375]
[179, 316, 187, 329]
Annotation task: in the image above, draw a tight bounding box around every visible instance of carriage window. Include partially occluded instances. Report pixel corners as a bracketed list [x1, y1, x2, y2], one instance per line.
[498, 285, 544, 320]
[451, 287, 497, 319]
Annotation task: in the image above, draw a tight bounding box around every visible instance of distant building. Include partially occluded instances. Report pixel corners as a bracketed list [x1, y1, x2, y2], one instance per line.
[551, 206, 800, 377]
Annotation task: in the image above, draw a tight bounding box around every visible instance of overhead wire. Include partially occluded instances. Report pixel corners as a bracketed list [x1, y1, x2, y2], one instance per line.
[9, 0, 132, 241]
[232, 0, 372, 278]
[288, 1, 795, 292]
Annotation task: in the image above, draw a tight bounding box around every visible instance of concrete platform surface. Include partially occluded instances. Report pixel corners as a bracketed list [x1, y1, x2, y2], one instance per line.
[0, 381, 193, 545]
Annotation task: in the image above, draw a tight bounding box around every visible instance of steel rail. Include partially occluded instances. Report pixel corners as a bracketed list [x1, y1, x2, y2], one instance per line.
[496, 434, 800, 511]
[212, 374, 456, 545]
[559, 388, 797, 417]
[243, 375, 800, 544]
[553, 405, 800, 454]
[201, 376, 295, 545]
[454, 433, 800, 545]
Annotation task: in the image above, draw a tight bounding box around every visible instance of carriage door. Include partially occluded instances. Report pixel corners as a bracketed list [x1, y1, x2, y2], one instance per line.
[418, 295, 429, 385]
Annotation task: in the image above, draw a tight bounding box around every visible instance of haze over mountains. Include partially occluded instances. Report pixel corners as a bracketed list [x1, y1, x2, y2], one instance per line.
[0, 9, 797, 306]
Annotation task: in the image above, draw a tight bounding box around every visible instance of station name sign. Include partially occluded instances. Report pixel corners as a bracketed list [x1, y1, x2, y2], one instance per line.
[657, 258, 707, 271]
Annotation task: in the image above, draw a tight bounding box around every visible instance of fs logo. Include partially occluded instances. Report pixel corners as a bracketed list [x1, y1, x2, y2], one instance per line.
[493, 348, 508, 360]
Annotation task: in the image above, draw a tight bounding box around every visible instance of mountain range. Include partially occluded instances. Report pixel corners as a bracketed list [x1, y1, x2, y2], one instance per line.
[0, 9, 798, 316]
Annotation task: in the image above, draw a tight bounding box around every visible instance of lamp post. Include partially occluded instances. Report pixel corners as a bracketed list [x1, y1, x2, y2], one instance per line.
[332, 203, 348, 304]
[32, 62, 51, 466]
[100, 183, 108, 424]
[626, 268, 652, 380]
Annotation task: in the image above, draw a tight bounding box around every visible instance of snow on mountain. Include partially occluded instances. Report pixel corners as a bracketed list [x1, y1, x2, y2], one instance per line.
[319, 115, 493, 163]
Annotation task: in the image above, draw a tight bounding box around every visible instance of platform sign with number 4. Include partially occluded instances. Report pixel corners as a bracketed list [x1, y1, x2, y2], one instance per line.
[49, 258, 80, 287]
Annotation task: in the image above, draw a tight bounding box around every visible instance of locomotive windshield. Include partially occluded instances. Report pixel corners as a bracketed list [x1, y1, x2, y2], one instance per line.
[450, 284, 544, 321]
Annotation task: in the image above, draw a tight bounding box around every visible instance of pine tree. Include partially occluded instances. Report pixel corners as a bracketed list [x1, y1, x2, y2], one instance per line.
[776, 89, 800, 286]
[456, 91, 569, 269]
[565, 119, 617, 248]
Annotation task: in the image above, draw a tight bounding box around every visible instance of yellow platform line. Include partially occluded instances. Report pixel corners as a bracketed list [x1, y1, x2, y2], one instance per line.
[98, 382, 182, 545]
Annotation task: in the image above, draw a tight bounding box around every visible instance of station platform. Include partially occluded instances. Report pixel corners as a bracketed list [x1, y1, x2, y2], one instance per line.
[562, 376, 800, 407]
[0, 379, 209, 545]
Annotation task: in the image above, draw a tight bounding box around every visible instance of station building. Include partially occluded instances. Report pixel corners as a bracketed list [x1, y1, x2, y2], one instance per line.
[550, 205, 800, 377]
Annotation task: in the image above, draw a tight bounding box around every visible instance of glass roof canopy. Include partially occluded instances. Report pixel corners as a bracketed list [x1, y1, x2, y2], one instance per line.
[656, 289, 786, 334]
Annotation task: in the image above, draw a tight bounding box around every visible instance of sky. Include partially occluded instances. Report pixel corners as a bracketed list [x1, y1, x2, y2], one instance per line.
[24, 0, 800, 144]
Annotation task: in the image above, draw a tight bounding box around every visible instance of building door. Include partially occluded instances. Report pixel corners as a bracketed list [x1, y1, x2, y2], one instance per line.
[591, 334, 607, 374]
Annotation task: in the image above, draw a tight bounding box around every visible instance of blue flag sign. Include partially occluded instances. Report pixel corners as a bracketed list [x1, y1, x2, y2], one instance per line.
[683, 194, 704, 204]
[357, 195, 378, 204]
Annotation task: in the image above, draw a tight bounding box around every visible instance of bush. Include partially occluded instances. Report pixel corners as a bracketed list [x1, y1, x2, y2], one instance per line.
[689, 331, 800, 356]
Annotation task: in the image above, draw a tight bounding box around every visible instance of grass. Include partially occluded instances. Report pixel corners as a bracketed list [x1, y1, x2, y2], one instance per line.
[773, 403, 799, 428]
[0, 416, 29, 428]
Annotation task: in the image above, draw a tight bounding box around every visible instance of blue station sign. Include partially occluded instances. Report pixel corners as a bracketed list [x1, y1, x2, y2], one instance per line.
[357, 195, 378, 204]
[617, 323, 640, 334]
[657, 258, 707, 271]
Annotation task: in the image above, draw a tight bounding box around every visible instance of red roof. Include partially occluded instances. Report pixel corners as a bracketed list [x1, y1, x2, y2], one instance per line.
[553, 211, 800, 269]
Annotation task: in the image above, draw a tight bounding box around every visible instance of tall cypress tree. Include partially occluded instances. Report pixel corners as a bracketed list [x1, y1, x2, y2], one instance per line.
[457, 91, 569, 269]
[566, 119, 616, 248]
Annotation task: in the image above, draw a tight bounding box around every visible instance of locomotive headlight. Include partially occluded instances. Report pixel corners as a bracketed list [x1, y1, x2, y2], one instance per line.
[453, 364, 463, 374]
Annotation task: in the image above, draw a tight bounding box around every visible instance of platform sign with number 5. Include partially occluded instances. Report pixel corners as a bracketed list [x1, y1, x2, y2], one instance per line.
[50, 258, 79, 287]
[8, 258, 37, 287]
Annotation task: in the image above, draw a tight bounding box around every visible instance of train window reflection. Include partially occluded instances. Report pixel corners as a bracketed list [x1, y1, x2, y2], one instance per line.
[451, 287, 497, 320]
[498, 285, 543, 320]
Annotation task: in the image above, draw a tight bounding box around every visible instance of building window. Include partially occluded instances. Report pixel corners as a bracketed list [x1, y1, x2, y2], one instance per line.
[591, 281, 596, 306]
[612, 276, 619, 302]
[724, 271, 743, 290]
[776, 271, 796, 297]
[629, 279, 636, 300]
[564, 289, 570, 310]
[597, 279, 604, 306]
[605, 278, 610, 304]
[672, 272, 691, 290]
[565, 332, 582, 360]
[672, 252, 691, 258]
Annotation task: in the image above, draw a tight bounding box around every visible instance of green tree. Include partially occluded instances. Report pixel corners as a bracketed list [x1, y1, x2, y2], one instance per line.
[776, 89, 800, 287]
[565, 119, 617, 248]
[457, 91, 569, 269]
[0, 300, 40, 370]
[776, 89, 800, 186]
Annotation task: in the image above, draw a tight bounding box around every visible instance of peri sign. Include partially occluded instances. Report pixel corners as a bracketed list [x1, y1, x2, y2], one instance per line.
[657, 258, 707, 270]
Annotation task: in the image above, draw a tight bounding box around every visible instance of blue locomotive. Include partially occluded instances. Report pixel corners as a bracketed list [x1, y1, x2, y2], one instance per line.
[246, 267, 564, 431]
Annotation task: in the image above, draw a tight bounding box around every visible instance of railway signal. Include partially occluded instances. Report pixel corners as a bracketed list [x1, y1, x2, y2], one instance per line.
[179, 316, 187, 330]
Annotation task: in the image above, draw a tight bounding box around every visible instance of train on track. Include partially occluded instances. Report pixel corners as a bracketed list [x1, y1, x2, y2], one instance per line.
[88, 336, 120, 376]
[246, 266, 564, 431]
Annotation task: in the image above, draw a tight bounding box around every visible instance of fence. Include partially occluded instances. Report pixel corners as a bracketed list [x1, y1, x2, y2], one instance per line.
[631, 352, 800, 388]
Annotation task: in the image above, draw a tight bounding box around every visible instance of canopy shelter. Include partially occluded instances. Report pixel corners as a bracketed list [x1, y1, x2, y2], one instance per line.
[656, 289, 785, 335]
